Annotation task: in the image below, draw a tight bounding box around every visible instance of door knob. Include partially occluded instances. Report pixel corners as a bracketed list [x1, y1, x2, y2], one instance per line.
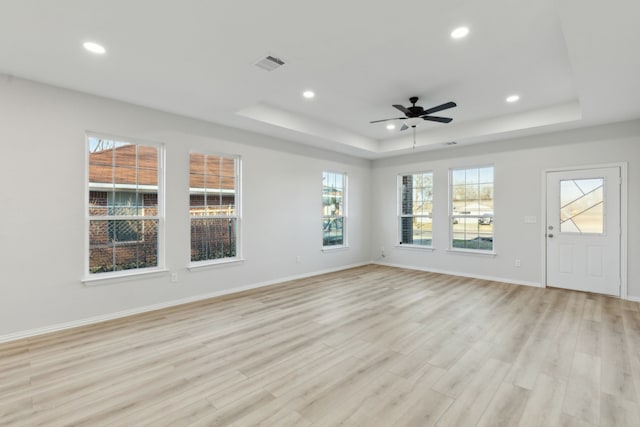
[548, 234, 554, 238]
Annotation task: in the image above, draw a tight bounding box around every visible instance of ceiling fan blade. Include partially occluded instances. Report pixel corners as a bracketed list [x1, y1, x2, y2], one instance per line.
[422, 115, 453, 123]
[392, 104, 411, 115]
[400, 124, 409, 131]
[421, 101, 457, 115]
[370, 117, 406, 123]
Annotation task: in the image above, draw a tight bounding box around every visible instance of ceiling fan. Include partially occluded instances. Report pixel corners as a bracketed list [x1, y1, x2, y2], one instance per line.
[370, 97, 457, 131]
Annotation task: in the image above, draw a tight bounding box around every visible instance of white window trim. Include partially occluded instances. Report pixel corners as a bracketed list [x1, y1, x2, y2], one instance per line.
[446, 248, 497, 256]
[188, 258, 245, 270]
[322, 171, 348, 250]
[397, 171, 434, 248]
[321, 245, 350, 253]
[187, 151, 242, 268]
[395, 244, 436, 252]
[448, 164, 495, 254]
[82, 268, 169, 285]
[84, 132, 166, 282]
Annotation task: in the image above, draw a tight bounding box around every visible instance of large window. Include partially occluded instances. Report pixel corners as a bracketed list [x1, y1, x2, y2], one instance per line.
[399, 172, 433, 246]
[322, 171, 346, 247]
[189, 153, 240, 263]
[450, 166, 494, 251]
[87, 137, 162, 275]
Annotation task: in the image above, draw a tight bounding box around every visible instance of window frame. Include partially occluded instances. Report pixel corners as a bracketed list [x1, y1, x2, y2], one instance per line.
[188, 151, 242, 267]
[84, 133, 166, 282]
[397, 171, 434, 249]
[322, 171, 348, 250]
[449, 164, 496, 254]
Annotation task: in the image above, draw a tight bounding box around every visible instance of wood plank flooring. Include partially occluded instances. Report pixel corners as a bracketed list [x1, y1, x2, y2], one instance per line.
[1, 265, 639, 426]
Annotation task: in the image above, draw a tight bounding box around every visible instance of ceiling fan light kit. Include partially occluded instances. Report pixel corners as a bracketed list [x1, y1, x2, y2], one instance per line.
[404, 117, 423, 127]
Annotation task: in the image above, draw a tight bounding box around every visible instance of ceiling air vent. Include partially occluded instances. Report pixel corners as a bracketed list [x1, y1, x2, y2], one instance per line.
[254, 55, 285, 71]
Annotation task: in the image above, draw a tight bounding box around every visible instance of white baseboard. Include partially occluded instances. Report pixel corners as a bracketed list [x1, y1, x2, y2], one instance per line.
[625, 295, 640, 302]
[0, 262, 369, 344]
[373, 260, 544, 288]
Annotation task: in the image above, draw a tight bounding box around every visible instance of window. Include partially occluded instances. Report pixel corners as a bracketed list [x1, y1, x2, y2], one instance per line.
[87, 137, 162, 275]
[189, 153, 240, 263]
[450, 166, 494, 251]
[399, 172, 433, 246]
[560, 178, 604, 233]
[322, 171, 346, 247]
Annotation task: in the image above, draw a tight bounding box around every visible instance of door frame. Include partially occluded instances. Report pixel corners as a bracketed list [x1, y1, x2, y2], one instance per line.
[541, 162, 628, 299]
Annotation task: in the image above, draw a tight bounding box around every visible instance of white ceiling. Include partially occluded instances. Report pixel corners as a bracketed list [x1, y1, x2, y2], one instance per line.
[1, 0, 639, 158]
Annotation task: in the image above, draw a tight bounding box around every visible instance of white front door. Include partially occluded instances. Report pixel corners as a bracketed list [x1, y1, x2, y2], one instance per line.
[546, 167, 621, 296]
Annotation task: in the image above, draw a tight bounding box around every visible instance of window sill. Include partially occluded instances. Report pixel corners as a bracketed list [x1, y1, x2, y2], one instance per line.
[446, 249, 497, 257]
[188, 258, 245, 270]
[82, 268, 169, 285]
[322, 245, 350, 252]
[395, 244, 435, 251]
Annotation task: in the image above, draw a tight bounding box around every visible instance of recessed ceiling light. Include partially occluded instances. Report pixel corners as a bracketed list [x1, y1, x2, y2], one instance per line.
[506, 94, 520, 103]
[451, 27, 469, 39]
[302, 90, 315, 99]
[83, 42, 106, 54]
[386, 124, 396, 130]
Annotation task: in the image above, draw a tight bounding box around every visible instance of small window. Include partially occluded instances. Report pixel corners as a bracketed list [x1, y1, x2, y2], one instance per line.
[450, 166, 494, 251]
[87, 137, 162, 275]
[560, 178, 604, 233]
[322, 171, 346, 247]
[398, 172, 433, 246]
[189, 153, 240, 263]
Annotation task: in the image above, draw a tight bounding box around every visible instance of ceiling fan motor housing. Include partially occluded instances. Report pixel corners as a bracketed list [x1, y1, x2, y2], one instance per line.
[407, 106, 424, 117]
[407, 96, 422, 116]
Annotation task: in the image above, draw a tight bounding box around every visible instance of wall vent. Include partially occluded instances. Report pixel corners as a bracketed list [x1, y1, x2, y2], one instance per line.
[254, 55, 285, 71]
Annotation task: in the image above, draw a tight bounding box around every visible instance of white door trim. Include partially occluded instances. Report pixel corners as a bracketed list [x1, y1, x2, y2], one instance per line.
[541, 162, 628, 299]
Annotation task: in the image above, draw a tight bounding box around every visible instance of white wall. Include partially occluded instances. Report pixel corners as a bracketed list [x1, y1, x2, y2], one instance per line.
[0, 76, 372, 337]
[1, 75, 639, 340]
[371, 121, 640, 298]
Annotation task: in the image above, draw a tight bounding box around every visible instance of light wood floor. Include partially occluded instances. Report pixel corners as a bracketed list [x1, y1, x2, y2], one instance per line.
[2, 265, 640, 426]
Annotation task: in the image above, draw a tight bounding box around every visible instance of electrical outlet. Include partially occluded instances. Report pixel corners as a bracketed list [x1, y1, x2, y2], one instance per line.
[515, 259, 521, 267]
[171, 272, 178, 282]
[296, 256, 302, 263]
